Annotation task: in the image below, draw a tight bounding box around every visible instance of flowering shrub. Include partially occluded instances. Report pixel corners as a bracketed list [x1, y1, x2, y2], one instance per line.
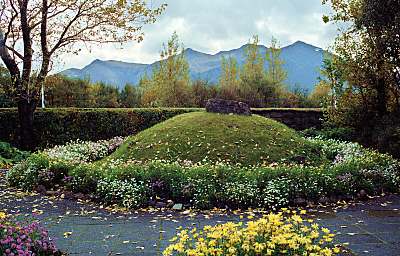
[163, 210, 341, 256]
[307, 137, 365, 164]
[6, 137, 125, 190]
[220, 180, 260, 208]
[260, 177, 291, 210]
[96, 178, 148, 208]
[0, 211, 62, 256]
[44, 137, 125, 164]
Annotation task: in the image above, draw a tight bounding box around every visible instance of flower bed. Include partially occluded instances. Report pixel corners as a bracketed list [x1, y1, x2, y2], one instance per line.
[163, 210, 342, 256]
[0, 211, 62, 256]
[6, 137, 400, 210]
[6, 137, 124, 191]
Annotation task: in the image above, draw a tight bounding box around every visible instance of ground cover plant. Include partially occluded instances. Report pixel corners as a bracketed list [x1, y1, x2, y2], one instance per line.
[0, 211, 62, 256]
[0, 142, 30, 169]
[163, 210, 342, 256]
[6, 113, 400, 211]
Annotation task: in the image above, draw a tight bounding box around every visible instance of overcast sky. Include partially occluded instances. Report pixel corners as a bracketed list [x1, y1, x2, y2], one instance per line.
[59, 0, 337, 71]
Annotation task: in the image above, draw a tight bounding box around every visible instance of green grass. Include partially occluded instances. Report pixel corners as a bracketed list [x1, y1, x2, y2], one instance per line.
[108, 112, 322, 166]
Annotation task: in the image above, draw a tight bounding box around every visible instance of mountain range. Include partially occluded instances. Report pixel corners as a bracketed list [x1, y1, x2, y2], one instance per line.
[61, 41, 327, 93]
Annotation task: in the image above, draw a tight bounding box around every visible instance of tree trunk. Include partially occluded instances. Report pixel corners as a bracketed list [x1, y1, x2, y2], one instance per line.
[17, 99, 37, 150]
[376, 77, 387, 115]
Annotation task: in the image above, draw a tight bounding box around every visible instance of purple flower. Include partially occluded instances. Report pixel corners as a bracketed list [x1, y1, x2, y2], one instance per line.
[1, 218, 59, 255]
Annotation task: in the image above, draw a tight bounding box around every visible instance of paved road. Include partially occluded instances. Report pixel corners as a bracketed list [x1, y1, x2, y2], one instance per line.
[1, 171, 399, 256]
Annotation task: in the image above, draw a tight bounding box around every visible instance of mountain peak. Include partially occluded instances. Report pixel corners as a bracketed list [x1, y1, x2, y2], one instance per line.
[289, 41, 321, 49]
[293, 40, 307, 45]
[184, 48, 210, 56]
[90, 59, 103, 65]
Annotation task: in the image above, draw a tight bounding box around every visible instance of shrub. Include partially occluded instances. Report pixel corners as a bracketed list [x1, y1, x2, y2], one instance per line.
[0, 108, 199, 149]
[260, 177, 291, 210]
[301, 126, 356, 142]
[7, 137, 125, 190]
[0, 142, 30, 168]
[0, 212, 62, 256]
[97, 178, 148, 208]
[220, 179, 260, 209]
[163, 210, 342, 256]
[6, 153, 51, 190]
[44, 137, 124, 164]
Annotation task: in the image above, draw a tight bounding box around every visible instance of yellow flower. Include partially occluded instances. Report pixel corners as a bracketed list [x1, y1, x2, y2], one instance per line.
[163, 211, 341, 256]
[254, 242, 266, 253]
[322, 227, 330, 234]
[208, 239, 217, 247]
[63, 231, 73, 238]
[311, 223, 319, 229]
[333, 247, 341, 253]
[292, 214, 303, 223]
[228, 247, 236, 254]
[242, 242, 250, 251]
[0, 212, 7, 219]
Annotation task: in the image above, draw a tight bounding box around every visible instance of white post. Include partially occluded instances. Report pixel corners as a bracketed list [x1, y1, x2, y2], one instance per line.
[41, 83, 45, 108]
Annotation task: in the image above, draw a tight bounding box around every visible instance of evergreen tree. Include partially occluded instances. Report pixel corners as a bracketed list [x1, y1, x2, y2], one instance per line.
[45, 75, 91, 107]
[89, 82, 119, 108]
[192, 80, 218, 107]
[119, 84, 141, 108]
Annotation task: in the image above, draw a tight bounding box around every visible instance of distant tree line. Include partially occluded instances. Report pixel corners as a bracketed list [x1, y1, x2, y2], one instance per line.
[0, 34, 329, 109]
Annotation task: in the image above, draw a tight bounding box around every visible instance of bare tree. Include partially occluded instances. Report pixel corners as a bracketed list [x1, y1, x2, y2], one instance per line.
[0, 0, 166, 149]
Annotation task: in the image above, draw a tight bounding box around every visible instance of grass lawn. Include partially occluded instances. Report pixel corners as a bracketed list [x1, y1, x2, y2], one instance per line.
[109, 111, 321, 166]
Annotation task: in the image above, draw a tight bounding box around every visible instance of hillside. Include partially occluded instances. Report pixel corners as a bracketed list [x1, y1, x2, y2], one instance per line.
[62, 41, 327, 93]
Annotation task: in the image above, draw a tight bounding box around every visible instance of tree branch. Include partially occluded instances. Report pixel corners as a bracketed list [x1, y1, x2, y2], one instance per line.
[37, 0, 50, 83]
[6, 45, 23, 59]
[0, 29, 20, 88]
[20, 0, 33, 87]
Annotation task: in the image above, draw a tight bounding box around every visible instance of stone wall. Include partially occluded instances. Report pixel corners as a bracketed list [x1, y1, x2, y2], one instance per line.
[252, 109, 323, 130]
[206, 98, 251, 116]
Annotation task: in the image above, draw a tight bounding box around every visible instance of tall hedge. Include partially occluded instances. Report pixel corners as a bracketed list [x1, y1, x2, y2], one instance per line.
[0, 108, 200, 149]
[0, 107, 323, 150]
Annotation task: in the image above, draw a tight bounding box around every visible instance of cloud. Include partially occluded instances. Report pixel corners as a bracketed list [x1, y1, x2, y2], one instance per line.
[57, 0, 337, 71]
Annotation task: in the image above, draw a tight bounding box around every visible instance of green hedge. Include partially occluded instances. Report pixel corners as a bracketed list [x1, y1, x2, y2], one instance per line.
[0, 107, 323, 149]
[0, 108, 200, 149]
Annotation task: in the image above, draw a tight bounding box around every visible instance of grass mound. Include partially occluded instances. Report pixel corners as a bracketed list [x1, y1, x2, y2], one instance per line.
[109, 112, 321, 165]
